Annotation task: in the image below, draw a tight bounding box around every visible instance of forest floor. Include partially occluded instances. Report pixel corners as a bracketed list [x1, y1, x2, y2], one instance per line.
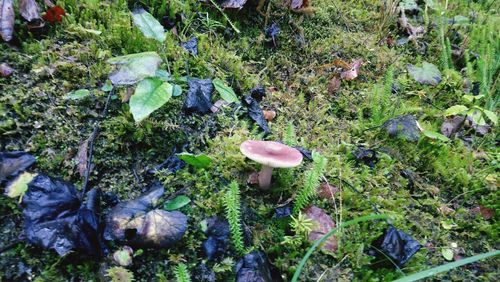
[0, 0, 498, 281]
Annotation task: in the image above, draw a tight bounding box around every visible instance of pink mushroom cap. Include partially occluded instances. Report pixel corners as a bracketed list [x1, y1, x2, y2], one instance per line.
[240, 140, 303, 168]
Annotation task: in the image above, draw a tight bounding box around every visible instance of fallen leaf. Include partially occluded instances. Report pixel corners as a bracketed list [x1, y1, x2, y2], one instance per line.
[317, 182, 338, 200]
[441, 116, 466, 137]
[327, 76, 341, 95]
[219, 0, 248, 9]
[407, 62, 442, 85]
[285, 0, 309, 10]
[470, 206, 495, 220]
[263, 110, 276, 121]
[383, 115, 421, 142]
[20, 0, 41, 22]
[0, 0, 15, 42]
[442, 248, 454, 261]
[213, 78, 239, 103]
[304, 205, 338, 252]
[76, 138, 89, 177]
[108, 52, 162, 85]
[43, 5, 65, 23]
[164, 195, 191, 211]
[132, 8, 165, 42]
[181, 37, 198, 55]
[184, 78, 214, 114]
[177, 152, 212, 169]
[0, 62, 14, 77]
[210, 99, 229, 113]
[0, 151, 36, 184]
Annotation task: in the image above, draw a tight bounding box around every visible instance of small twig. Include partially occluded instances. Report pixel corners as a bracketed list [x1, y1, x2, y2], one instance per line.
[81, 89, 114, 198]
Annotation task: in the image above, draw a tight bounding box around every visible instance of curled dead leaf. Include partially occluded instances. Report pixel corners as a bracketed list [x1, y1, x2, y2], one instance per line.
[0, 62, 14, 77]
[304, 205, 338, 252]
[263, 110, 276, 121]
[20, 0, 41, 22]
[76, 138, 89, 177]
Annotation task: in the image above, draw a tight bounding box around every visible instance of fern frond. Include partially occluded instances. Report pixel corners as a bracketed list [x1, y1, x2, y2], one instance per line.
[293, 152, 327, 215]
[174, 263, 191, 282]
[224, 181, 246, 255]
[283, 122, 297, 146]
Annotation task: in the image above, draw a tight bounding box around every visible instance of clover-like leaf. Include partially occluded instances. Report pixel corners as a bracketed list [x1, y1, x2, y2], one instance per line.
[130, 77, 173, 122]
[407, 62, 442, 85]
[132, 8, 166, 42]
[108, 52, 162, 85]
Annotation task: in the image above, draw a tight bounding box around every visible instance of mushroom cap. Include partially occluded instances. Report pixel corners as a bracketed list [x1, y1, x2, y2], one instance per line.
[240, 140, 303, 168]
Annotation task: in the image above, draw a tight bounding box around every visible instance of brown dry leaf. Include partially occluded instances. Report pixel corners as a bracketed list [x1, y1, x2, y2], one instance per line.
[327, 76, 341, 95]
[247, 172, 259, 185]
[304, 205, 338, 252]
[219, 0, 248, 9]
[0, 62, 14, 77]
[263, 110, 276, 121]
[317, 182, 338, 200]
[285, 0, 309, 10]
[470, 206, 495, 220]
[0, 0, 15, 42]
[76, 138, 89, 177]
[20, 0, 41, 22]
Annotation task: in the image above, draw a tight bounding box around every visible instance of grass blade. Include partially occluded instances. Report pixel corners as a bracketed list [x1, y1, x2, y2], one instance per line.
[394, 250, 500, 282]
[291, 214, 389, 282]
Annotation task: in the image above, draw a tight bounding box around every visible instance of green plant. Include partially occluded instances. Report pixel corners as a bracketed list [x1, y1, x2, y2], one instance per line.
[293, 152, 327, 215]
[106, 266, 134, 282]
[370, 66, 395, 125]
[394, 250, 500, 282]
[444, 95, 498, 126]
[290, 212, 314, 236]
[223, 181, 247, 255]
[174, 263, 191, 282]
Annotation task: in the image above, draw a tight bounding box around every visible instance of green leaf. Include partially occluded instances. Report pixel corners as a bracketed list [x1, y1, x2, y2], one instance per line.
[131, 8, 166, 42]
[213, 78, 239, 103]
[64, 89, 90, 100]
[155, 70, 171, 81]
[444, 105, 468, 116]
[177, 152, 212, 169]
[172, 84, 183, 97]
[394, 250, 500, 282]
[423, 130, 450, 142]
[482, 109, 498, 125]
[452, 15, 470, 25]
[407, 62, 442, 85]
[441, 220, 456, 230]
[130, 78, 172, 122]
[5, 172, 36, 200]
[101, 80, 114, 92]
[164, 195, 191, 211]
[108, 52, 162, 85]
[442, 248, 454, 261]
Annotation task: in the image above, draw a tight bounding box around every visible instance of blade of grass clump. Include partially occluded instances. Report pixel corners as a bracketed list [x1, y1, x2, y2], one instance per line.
[291, 214, 389, 282]
[393, 250, 500, 282]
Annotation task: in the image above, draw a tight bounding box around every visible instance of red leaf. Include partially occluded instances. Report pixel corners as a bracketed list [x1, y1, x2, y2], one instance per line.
[304, 205, 338, 252]
[43, 5, 65, 23]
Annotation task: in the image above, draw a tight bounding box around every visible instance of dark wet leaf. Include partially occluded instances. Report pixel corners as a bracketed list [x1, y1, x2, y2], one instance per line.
[184, 78, 214, 114]
[371, 226, 422, 267]
[304, 205, 338, 252]
[382, 115, 421, 142]
[132, 8, 165, 42]
[43, 5, 65, 23]
[236, 251, 276, 282]
[250, 86, 266, 102]
[164, 195, 191, 211]
[105, 184, 188, 248]
[407, 62, 442, 85]
[219, 0, 248, 9]
[22, 174, 106, 256]
[181, 37, 198, 55]
[0, 62, 14, 77]
[441, 115, 466, 137]
[274, 205, 292, 218]
[294, 146, 312, 160]
[202, 217, 230, 260]
[177, 152, 212, 169]
[353, 147, 378, 168]
[0, 151, 36, 184]
[0, 0, 15, 42]
[243, 94, 270, 134]
[265, 23, 279, 40]
[19, 0, 41, 22]
[193, 263, 216, 282]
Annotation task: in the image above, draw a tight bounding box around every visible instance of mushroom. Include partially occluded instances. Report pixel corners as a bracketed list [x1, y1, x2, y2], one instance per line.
[240, 140, 303, 190]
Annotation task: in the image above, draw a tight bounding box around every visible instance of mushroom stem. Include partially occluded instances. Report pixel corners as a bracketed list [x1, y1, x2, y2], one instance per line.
[258, 165, 274, 190]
